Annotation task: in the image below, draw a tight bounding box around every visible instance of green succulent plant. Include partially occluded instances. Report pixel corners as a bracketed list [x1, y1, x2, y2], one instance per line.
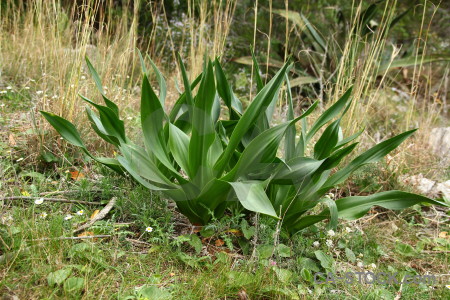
[41, 51, 446, 234]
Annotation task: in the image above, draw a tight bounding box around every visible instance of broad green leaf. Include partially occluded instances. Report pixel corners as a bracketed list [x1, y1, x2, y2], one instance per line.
[40, 111, 85, 148]
[250, 46, 264, 92]
[277, 244, 292, 258]
[333, 129, 363, 151]
[79, 95, 126, 142]
[85, 106, 119, 146]
[47, 268, 72, 286]
[224, 122, 292, 181]
[345, 248, 356, 263]
[300, 14, 326, 53]
[319, 196, 338, 229]
[229, 181, 278, 218]
[168, 123, 191, 177]
[195, 178, 230, 222]
[63, 277, 84, 293]
[214, 58, 243, 118]
[138, 285, 173, 300]
[85, 56, 119, 115]
[284, 73, 295, 160]
[314, 119, 341, 159]
[169, 72, 202, 124]
[214, 61, 291, 176]
[306, 87, 352, 141]
[378, 54, 450, 74]
[272, 157, 324, 185]
[141, 74, 181, 176]
[323, 129, 416, 189]
[314, 250, 334, 269]
[335, 191, 448, 220]
[189, 59, 216, 187]
[147, 55, 167, 104]
[119, 144, 176, 188]
[320, 142, 358, 170]
[176, 53, 194, 112]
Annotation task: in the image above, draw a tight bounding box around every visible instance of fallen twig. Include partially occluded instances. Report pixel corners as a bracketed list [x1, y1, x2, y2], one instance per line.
[73, 197, 117, 233]
[30, 235, 111, 242]
[39, 187, 120, 196]
[125, 238, 151, 246]
[1, 196, 102, 206]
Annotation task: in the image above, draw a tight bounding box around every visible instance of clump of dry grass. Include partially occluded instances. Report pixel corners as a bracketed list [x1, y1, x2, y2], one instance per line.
[0, 0, 236, 160]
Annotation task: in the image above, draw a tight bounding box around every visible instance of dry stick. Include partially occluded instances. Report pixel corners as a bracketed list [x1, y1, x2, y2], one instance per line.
[30, 235, 111, 242]
[73, 197, 117, 233]
[1, 196, 103, 206]
[39, 189, 104, 196]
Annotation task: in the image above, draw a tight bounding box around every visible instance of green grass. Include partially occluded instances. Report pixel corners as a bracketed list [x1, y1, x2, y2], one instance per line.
[1, 156, 448, 299]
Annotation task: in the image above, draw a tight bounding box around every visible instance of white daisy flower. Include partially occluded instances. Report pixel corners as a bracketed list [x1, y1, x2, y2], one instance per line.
[326, 239, 333, 247]
[327, 229, 336, 237]
[145, 226, 153, 233]
[36, 90, 43, 95]
[64, 214, 73, 220]
[313, 241, 320, 247]
[76, 210, 84, 216]
[81, 75, 86, 80]
[34, 198, 44, 205]
[6, 86, 12, 90]
[24, 86, 30, 90]
[0, 91, 7, 94]
[345, 227, 353, 233]
[39, 212, 48, 219]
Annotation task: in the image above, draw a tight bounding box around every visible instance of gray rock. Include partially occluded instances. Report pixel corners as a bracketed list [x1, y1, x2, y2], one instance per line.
[428, 127, 450, 161]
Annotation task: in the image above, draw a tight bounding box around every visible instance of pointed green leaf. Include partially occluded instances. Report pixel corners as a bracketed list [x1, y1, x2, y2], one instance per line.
[229, 181, 278, 218]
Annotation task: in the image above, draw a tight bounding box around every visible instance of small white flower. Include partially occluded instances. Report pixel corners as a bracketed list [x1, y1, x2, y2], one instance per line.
[345, 227, 353, 233]
[64, 214, 73, 220]
[81, 75, 86, 80]
[369, 263, 376, 270]
[357, 261, 364, 268]
[39, 212, 48, 219]
[313, 241, 320, 247]
[70, 84, 75, 88]
[0, 103, 5, 107]
[145, 226, 153, 233]
[0, 90, 7, 94]
[34, 198, 44, 205]
[52, 95, 58, 99]
[327, 193, 335, 199]
[24, 86, 30, 90]
[16, 157, 24, 162]
[126, 116, 132, 120]
[76, 210, 84, 216]
[36, 90, 43, 95]
[358, 253, 364, 258]
[327, 229, 336, 237]
[42, 73, 46, 76]
[6, 86, 12, 90]
[326, 239, 333, 247]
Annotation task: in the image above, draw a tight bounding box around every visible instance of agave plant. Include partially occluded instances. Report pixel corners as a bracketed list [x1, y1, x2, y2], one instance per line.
[41, 51, 446, 234]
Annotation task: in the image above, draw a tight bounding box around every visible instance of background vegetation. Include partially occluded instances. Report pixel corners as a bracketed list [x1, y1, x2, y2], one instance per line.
[0, 0, 448, 299]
